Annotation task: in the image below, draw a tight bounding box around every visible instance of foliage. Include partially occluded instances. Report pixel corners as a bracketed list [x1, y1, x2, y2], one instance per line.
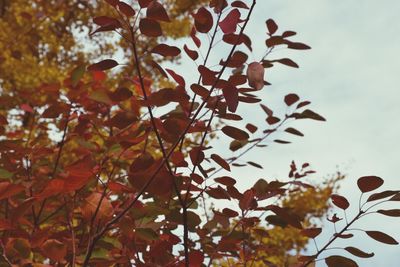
[0, 0, 398, 266]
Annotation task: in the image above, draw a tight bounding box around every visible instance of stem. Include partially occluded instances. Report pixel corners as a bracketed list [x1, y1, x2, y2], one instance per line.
[183, 206, 190, 267]
[303, 210, 363, 267]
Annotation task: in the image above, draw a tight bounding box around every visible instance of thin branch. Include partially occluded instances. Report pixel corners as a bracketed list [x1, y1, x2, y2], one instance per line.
[303, 210, 364, 267]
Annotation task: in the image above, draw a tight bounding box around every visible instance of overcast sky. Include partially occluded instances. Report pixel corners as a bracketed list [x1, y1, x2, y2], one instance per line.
[241, 1, 400, 266]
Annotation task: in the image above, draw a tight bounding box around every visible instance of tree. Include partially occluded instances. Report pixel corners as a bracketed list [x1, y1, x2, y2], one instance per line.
[0, 0, 398, 266]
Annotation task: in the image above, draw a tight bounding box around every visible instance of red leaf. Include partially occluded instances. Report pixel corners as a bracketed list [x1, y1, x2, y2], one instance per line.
[207, 186, 231, 200]
[93, 16, 120, 27]
[88, 59, 118, 71]
[247, 161, 263, 169]
[211, 154, 230, 171]
[367, 190, 399, 202]
[139, 18, 162, 37]
[265, 36, 285, 47]
[0, 182, 24, 200]
[222, 83, 238, 112]
[335, 233, 353, 239]
[193, 7, 213, 33]
[222, 208, 239, 217]
[282, 30, 296, 37]
[231, 1, 249, 9]
[147, 1, 170, 22]
[260, 103, 273, 116]
[366, 231, 398, 245]
[118, 2, 136, 17]
[105, 0, 118, 6]
[246, 62, 264, 90]
[284, 93, 300, 106]
[190, 84, 209, 98]
[275, 58, 299, 68]
[331, 194, 350, 210]
[35, 179, 64, 199]
[221, 51, 248, 68]
[166, 69, 185, 87]
[377, 209, 400, 217]
[108, 87, 132, 102]
[266, 19, 278, 35]
[327, 213, 342, 223]
[108, 181, 135, 193]
[20, 103, 34, 113]
[138, 0, 152, 8]
[83, 192, 113, 221]
[239, 189, 255, 210]
[325, 255, 358, 267]
[0, 219, 13, 230]
[293, 109, 326, 121]
[301, 228, 322, 238]
[214, 176, 236, 186]
[345, 247, 375, 258]
[189, 147, 205, 166]
[0, 114, 8, 125]
[219, 9, 241, 34]
[357, 176, 384, 193]
[189, 250, 204, 266]
[151, 44, 181, 57]
[190, 27, 201, 47]
[198, 65, 218, 85]
[297, 100, 311, 109]
[223, 33, 252, 50]
[41, 239, 67, 262]
[285, 127, 304, 136]
[183, 44, 198, 60]
[190, 173, 204, 184]
[210, 0, 228, 13]
[150, 60, 168, 78]
[287, 41, 311, 50]
[246, 123, 257, 133]
[222, 126, 249, 140]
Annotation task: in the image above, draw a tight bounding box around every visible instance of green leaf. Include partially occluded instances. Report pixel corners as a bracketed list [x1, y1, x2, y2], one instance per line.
[135, 228, 159, 241]
[71, 65, 85, 87]
[0, 168, 13, 179]
[89, 90, 113, 105]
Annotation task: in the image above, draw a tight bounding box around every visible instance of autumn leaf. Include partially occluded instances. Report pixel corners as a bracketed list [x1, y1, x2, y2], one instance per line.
[247, 62, 264, 90]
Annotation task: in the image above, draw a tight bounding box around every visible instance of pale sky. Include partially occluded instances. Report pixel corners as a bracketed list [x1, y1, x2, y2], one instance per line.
[243, 1, 400, 266]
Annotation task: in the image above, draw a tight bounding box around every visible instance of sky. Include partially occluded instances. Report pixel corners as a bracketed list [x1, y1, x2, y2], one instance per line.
[151, 0, 400, 265]
[235, 0, 400, 266]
